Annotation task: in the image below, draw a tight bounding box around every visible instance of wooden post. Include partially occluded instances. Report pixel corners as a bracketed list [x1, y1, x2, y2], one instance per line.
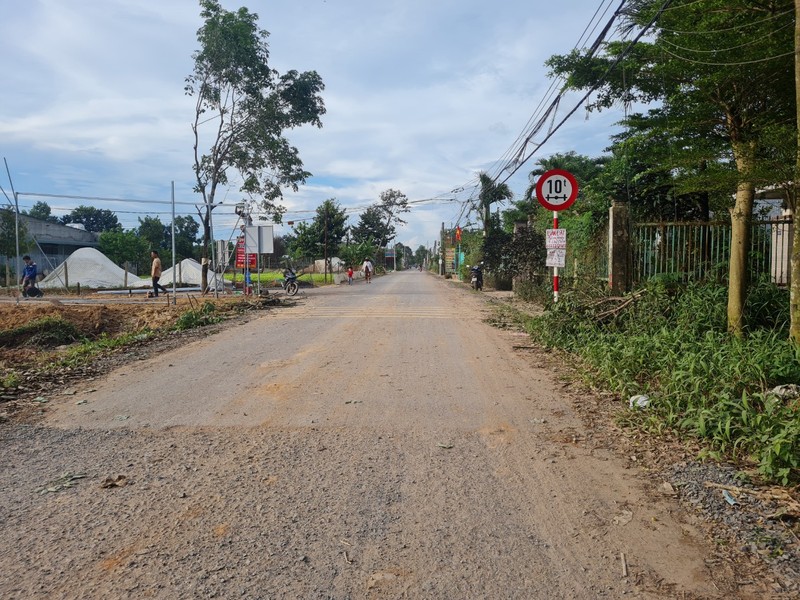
[64, 260, 69, 289]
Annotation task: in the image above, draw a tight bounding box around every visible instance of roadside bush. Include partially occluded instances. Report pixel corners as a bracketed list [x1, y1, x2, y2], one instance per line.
[525, 279, 800, 484]
[0, 317, 81, 348]
[174, 302, 221, 331]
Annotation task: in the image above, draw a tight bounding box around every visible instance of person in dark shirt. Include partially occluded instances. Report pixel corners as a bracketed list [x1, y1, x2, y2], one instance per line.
[20, 255, 37, 296]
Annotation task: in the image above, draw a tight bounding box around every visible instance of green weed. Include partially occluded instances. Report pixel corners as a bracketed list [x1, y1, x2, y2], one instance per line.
[525, 279, 800, 484]
[0, 317, 81, 348]
[174, 302, 221, 331]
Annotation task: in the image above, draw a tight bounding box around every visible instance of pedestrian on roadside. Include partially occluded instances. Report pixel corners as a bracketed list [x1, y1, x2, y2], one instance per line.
[347, 266, 354, 285]
[20, 255, 38, 297]
[150, 250, 169, 297]
[362, 258, 373, 283]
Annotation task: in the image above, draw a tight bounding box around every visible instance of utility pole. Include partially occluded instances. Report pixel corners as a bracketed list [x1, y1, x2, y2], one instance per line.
[791, 0, 800, 343]
[323, 202, 329, 283]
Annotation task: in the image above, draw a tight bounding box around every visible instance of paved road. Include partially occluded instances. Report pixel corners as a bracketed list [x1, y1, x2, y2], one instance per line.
[2, 272, 738, 598]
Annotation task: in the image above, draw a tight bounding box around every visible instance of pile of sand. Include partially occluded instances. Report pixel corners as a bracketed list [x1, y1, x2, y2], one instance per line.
[39, 248, 150, 290]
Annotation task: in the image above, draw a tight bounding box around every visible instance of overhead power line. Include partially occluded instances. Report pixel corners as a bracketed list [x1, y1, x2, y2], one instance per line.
[495, 0, 675, 188]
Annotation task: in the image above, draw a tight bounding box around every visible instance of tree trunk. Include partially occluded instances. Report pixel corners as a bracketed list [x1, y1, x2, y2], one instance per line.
[727, 144, 756, 337]
[200, 212, 211, 295]
[791, 0, 800, 345]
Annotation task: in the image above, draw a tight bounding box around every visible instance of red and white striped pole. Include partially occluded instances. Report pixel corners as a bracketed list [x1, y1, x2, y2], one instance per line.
[553, 210, 559, 303]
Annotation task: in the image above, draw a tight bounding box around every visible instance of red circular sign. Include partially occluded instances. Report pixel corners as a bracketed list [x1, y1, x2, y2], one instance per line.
[535, 169, 578, 211]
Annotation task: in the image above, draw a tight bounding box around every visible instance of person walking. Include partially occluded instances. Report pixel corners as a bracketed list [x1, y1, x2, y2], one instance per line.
[347, 266, 354, 285]
[362, 258, 373, 283]
[150, 250, 169, 297]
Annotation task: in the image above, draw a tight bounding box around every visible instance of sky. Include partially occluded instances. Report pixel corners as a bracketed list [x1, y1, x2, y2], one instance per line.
[0, 0, 629, 252]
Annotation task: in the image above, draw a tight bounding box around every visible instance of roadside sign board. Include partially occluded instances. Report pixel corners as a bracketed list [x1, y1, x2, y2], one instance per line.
[546, 248, 566, 268]
[536, 169, 579, 211]
[235, 236, 256, 269]
[546, 228, 567, 249]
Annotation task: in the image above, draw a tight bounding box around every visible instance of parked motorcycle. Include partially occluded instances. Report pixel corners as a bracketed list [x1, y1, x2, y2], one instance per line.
[470, 263, 483, 291]
[281, 268, 299, 296]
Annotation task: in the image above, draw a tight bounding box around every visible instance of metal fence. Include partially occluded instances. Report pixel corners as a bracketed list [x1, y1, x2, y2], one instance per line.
[632, 218, 793, 285]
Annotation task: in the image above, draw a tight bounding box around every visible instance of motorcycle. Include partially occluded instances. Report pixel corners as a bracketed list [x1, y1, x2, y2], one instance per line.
[22, 284, 44, 298]
[470, 264, 483, 291]
[281, 267, 299, 296]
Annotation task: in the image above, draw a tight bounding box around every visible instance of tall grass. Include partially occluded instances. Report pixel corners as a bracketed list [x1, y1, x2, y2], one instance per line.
[526, 277, 800, 484]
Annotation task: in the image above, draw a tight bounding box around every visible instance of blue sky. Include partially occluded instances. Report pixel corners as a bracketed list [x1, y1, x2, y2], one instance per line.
[0, 0, 628, 250]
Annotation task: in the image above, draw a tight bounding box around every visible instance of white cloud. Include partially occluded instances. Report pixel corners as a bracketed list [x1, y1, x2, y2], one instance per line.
[1, 0, 627, 247]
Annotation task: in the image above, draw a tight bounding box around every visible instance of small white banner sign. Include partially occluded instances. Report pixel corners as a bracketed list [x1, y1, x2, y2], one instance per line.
[545, 228, 567, 249]
[546, 248, 566, 268]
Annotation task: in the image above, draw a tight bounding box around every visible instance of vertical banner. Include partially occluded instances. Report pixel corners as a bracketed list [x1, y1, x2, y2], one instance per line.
[235, 236, 256, 269]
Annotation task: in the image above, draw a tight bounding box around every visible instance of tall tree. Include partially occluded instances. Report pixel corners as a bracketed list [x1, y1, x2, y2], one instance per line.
[289, 199, 347, 260]
[546, 0, 795, 336]
[99, 229, 149, 271]
[186, 0, 325, 292]
[351, 205, 392, 245]
[60, 205, 120, 232]
[25, 201, 59, 223]
[375, 189, 410, 247]
[169, 215, 201, 260]
[0, 208, 31, 262]
[477, 172, 512, 236]
[137, 216, 169, 251]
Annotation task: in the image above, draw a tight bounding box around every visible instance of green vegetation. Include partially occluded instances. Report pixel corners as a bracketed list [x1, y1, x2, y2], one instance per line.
[523, 279, 800, 484]
[0, 317, 81, 348]
[58, 331, 154, 368]
[174, 301, 221, 330]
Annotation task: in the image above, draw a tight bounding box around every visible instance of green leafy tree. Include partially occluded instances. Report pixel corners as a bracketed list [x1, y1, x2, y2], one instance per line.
[517, 153, 608, 240]
[169, 215, 201, 260]
[186, 0, 326, 292]
[546, 0, 794, 335]
[414, 244, 428, 267]
[477, 172, 512, 235]
[0, 209, 32, 276]
[99, 229, 149, 270]
[475, 173, 513, 280]
[25, 201, 59, 223]
[60, 205, 120, 232]
[375, 189, 409, 247]
[351, 205, 391, 245]
[338, 239, 377, 270]
[288, 199, 347, 262]
[137, 216, 169, 251]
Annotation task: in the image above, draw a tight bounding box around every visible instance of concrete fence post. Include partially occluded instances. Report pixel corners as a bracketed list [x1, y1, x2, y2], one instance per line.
[608, 200, 632, 294]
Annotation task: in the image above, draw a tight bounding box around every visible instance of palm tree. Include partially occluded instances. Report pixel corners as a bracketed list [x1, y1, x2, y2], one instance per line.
[477, 172, 513, 235]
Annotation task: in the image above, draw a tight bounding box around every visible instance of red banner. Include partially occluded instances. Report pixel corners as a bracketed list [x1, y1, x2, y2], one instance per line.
[235, 237, 256, 269]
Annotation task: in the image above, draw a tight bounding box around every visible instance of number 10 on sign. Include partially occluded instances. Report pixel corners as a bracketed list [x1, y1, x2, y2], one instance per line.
[536, 170, 579, 302]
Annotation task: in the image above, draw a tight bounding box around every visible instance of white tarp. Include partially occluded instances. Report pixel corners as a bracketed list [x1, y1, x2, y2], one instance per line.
[160, 258, 230, 290]
[160, 258, 203, 284]
[313, 256, 344, 273]
[39, 247, 150, 289]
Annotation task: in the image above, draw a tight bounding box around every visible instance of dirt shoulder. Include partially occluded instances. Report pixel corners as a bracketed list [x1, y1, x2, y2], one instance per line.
[0, 294, 285, 422]
[478, 286, 799, 597]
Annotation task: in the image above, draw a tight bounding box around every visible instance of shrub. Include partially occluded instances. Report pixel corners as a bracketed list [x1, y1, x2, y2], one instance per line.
[525, 279, 800, 484]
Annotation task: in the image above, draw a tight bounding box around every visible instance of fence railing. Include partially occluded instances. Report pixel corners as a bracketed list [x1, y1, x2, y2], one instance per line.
[631, 218, 793, 285]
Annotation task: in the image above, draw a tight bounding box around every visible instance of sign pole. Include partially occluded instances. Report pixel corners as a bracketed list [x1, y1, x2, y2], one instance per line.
[553, 211, 559, 303]
[536, 168, 578, 305]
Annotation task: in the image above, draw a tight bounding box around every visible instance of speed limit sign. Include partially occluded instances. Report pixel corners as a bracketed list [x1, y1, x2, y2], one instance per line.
[535, 169, 578, 211]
